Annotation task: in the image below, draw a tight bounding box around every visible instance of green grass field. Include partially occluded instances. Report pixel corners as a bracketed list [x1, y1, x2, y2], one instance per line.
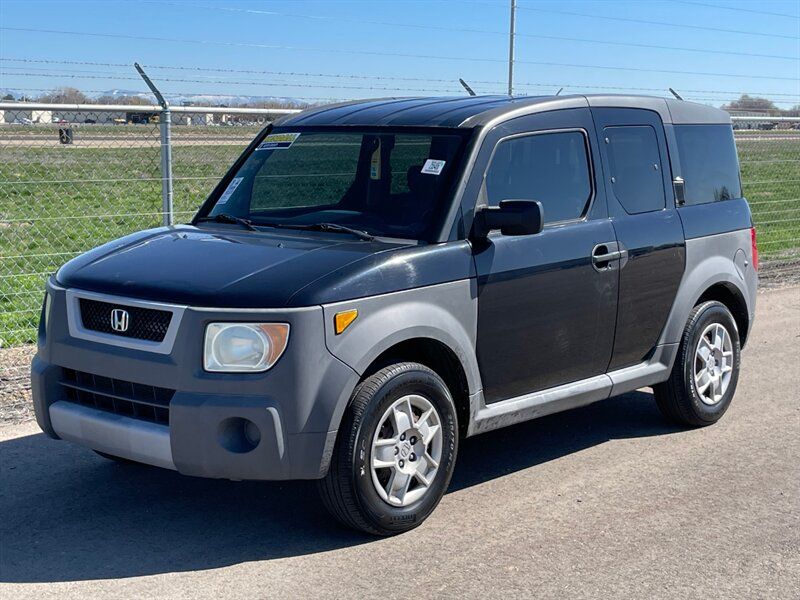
[1, 128, 798, 346]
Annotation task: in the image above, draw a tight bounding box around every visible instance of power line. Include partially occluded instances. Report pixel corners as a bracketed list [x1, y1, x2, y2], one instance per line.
[672, 1, 800, 19]
[144, 0, 798, 61]
[0, 26, 509, 64]
[1, 28, 795, 82]
[515, 3, 800, 40]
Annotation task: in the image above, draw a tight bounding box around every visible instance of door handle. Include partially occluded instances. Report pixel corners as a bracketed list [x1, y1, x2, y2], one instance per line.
[591, 243, 624, 271]
[593, 250, 622, 263]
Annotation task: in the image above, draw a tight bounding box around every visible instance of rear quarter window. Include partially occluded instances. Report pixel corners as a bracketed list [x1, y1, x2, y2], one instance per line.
[675, 124, 742, 205]
[604, 125, 666, 214]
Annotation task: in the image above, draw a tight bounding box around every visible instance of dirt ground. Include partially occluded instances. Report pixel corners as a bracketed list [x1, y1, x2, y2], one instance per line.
[0, 344, 35, 425]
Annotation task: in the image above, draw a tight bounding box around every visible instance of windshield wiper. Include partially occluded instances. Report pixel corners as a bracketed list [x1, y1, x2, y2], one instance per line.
[196, 213, 258, 231]
[302, 223, 375, 241]
[256, 222, 375, 241]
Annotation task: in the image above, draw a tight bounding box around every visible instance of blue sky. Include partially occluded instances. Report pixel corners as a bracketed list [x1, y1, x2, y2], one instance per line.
[0, 0, 798, 106]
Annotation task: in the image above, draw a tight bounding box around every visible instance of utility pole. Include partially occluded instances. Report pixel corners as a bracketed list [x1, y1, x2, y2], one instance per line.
[508, 0, 516, 96]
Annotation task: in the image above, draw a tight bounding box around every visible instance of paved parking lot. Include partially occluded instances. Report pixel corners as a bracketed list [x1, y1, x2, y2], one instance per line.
[1, 286, 798, 599]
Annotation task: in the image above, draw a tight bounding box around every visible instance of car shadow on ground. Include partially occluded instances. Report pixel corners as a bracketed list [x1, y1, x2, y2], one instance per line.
[0, 390, 681, 583]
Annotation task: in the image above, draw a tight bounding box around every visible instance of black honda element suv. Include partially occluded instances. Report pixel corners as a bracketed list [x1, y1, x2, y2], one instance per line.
[33, 95, 757, 535]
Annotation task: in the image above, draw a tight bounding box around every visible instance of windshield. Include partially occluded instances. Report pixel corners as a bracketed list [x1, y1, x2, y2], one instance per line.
[201, 128, 467, 240]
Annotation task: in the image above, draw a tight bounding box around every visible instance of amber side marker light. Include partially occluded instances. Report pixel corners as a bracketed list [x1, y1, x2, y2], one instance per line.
[334, 309, 358, 335]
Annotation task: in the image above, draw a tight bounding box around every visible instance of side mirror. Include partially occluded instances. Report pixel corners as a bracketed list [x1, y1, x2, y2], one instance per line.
[472, 200, 544, 238]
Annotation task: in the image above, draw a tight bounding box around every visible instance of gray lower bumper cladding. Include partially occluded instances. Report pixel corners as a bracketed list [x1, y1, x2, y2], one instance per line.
[49, 401, 176, 470]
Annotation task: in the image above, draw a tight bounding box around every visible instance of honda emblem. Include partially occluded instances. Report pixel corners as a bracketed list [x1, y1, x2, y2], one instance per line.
[110, 309, 130, 333]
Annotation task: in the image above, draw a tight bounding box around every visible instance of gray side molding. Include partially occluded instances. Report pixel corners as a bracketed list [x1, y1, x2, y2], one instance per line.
[467, 343, 677, 436]
[657, 229, 756, 347]
[322, 279, 481, 394]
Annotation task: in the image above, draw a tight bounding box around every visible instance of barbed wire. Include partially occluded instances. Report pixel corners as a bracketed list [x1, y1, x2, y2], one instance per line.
[1, 87, 345, 102]
[3, 58, 799, 101]
[4, 73, 797, 106]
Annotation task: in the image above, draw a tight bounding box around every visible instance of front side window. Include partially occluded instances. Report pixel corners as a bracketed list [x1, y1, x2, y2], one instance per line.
[604, 125, 666, 214]
[674, 124, 742, 205]
[206, 129, 466, 240]
[484, 131, 593, 224]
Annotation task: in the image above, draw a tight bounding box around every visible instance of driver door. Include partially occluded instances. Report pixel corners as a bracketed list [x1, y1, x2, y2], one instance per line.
[472, 108, 619, 403]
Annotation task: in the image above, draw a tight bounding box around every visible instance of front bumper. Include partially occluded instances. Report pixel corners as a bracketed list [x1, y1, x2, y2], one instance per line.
[32, 282, 360, 480]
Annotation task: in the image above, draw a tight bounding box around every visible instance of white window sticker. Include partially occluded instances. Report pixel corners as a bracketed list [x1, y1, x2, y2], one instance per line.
[370, 139, 382, 180]
[216, 177, 243, 205]
[256, 132, 300, 150]
[421, 159, 446, 175]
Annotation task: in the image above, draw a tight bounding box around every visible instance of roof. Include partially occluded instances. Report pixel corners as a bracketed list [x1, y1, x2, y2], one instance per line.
[275, 94, 731, 129]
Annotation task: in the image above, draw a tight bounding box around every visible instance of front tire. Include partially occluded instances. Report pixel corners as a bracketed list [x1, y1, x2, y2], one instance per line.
[654, 301, 741, 427]
[318, 362, 458, 536]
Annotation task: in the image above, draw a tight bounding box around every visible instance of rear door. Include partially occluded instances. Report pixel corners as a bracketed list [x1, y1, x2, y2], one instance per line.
[591, 108, 686, 370]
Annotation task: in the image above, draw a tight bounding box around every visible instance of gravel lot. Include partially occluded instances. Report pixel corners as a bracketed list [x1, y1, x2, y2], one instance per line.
[0, 286, 798, 599]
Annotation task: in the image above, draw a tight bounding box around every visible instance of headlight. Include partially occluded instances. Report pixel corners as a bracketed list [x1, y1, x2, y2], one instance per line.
[204, 322, 290, 372]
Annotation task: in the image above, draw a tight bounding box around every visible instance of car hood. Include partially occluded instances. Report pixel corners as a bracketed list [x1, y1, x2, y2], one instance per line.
[56, 225, 406, 308]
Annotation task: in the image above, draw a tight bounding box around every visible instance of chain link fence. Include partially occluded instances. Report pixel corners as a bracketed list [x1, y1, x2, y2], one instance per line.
[0, 104, 290, 350]
[733, 120, 800, 283]
[1, 104, 798, 354]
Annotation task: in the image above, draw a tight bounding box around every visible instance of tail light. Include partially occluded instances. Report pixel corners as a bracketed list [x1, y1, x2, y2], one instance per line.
[750, 227, 759, 271]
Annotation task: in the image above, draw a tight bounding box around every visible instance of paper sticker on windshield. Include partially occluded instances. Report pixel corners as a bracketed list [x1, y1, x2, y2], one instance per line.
[421, 159, 446, 175]
[257, 132, 300, 150]
[217, 177, 243, 205]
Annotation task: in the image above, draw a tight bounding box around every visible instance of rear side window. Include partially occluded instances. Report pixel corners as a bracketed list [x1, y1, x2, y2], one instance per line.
[674, 124, 742, 204]
[604, 125, 665, 214]
[485, 131, 592, 224]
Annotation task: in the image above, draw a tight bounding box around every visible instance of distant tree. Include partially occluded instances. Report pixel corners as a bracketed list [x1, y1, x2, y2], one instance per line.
[722, 94, 778, 113]
[36, 87, 89, 104]
[2, 93, 14, 101]
[94, 94, 151, 106]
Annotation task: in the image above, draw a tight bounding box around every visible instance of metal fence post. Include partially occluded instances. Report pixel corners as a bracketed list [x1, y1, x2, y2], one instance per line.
[136, 63, 174, 226]
[159, 106, 174, 226]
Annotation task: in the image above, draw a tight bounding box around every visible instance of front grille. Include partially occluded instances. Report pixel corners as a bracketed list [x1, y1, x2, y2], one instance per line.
[60, 368, 173, 425]
[79, 298, 172, 342]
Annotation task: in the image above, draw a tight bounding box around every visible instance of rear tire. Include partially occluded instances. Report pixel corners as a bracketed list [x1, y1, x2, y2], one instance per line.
[654, 301, 741, 427]
[318, 362, 458, 536]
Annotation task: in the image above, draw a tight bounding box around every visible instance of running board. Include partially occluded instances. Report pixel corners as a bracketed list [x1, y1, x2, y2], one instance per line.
[467, 344, 678, 436]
